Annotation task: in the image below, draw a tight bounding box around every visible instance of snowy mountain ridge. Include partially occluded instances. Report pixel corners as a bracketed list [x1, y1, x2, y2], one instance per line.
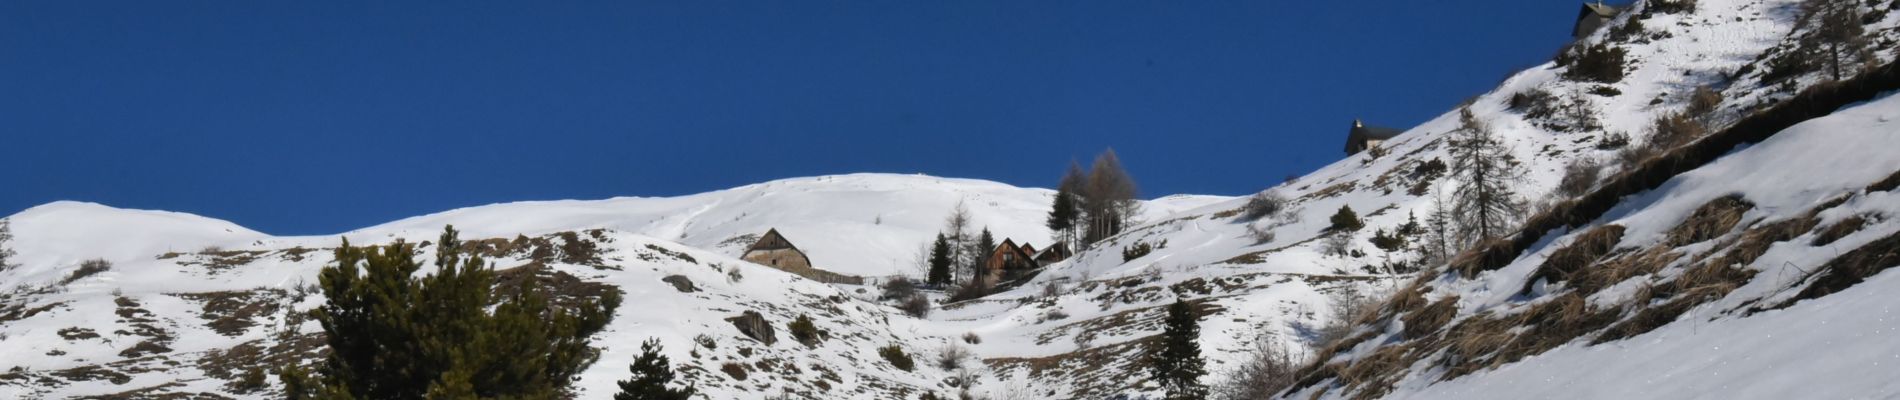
[5, 0, 1900, 398]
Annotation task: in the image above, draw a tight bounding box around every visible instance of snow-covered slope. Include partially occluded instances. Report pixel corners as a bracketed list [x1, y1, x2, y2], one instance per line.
[342, 173, 1220, 279]
[4, 0, 1895, 398]
[1284, 83, 1900, 400]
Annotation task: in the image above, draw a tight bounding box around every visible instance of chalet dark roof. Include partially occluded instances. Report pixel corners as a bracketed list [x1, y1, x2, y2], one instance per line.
[744, 228, 801, 253]
[1345, 120, 1405, 153]
[994, 239, 1034, 261]
[1580, 2, 1622, 18]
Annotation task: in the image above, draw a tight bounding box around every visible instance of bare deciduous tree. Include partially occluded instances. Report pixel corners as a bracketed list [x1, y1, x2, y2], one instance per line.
[1081, 149, 1140, 245]
[1447, 108, 1526, 245]
[1213, 336, 1302, 400]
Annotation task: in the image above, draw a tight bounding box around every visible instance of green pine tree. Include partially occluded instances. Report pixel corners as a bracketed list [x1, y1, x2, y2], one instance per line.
[1329, 205, 1364, 232]
[614, 339, 698, 400]
[927, 234, 952, 286]
[1045, 189, 1079, 248]
[971, 228, 996, 284]
[294, 225, 618, 400]
[1151, 299, 1207, 400]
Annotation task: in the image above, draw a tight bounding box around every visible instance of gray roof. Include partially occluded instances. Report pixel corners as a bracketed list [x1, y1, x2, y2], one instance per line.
[1345, 122, 1404, 153]
[1581, 2, 1622, 18]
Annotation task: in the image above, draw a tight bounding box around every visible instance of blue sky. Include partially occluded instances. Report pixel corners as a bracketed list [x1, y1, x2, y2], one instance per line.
[1, 1, 1580, 235]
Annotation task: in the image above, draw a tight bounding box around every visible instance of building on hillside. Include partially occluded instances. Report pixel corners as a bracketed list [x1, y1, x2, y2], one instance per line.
[982, 239, 1039, 284]
[1019, 243, 1038, 257]
[1345, 119, 1404, 156]
[739, 228, 863, 285]
[1033, 243, 1072, 267]
[1573, 2, 1624, 39]
[741, 228, 812, 271]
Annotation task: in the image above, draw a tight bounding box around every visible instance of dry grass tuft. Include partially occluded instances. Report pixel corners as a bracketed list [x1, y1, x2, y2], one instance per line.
[1400, 296, 1459, 340]
[1710, 215, 1819, 269]
[1497, 293, 1616, 364]
[1665, 195, 1754, 246]
[1573, 246, 1677, 296]
[1783, 230, 1900, 306]
[1334, 345, 1414, 400]
[1524, 225, 1627, 294]
[1868, 169, 1900, 192]
[1452, 239, 1517, 278]
[1594, 296, 1699, 344]
[1811, 214, 1872, 247]
[1438, 313, 1517, 381]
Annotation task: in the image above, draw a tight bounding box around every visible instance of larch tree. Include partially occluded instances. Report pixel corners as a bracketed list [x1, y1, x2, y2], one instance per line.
[942, 201, 974, 283]
[1081, 149, 1140, 245]
[1800, 0, 1869, 81]
[1448, 108, 1527, 246]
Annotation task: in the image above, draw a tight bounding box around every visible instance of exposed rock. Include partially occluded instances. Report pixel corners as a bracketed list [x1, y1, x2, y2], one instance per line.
[726, 311, 776, 345]
[661, 275, 698, 293]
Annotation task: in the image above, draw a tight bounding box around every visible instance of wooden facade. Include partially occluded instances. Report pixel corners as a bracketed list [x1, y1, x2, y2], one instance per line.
[981, 239, 1039, 284]
[1033, 242, 1072, 267]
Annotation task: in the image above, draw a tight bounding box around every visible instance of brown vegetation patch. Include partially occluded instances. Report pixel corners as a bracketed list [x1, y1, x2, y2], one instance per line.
[0, 301, 63, 324]
[986, 336, 1156, 399]
[1711, 215, 1819, 269]
[1452, 239, 1516, 278]
[1437, 313, 1518, 381]
[1810, 214, 1872, 247]
[119, 340, 173, 358]
[1594, 294, 1694, 343]
[1573, 246, 1678, 296]
[1332, 345, 1415, 400]
[1780, 230, 1900, 307]
[58, 327, 100, 340]
[174, 250, 269, 273]
[1665, 195, 1754, 246]
[1400, 296, 1458, 340]
[1524, 225, 1627, 294]
[1868, 169, 1900, 192]
[1450, 60, 1900, 292]
[49, 366, 132, 385]
[175, 289, 287, 337]
[1304, 181, 1359, 201]
[1495, 293, 1616, 366]
[72, 382, 232, 400]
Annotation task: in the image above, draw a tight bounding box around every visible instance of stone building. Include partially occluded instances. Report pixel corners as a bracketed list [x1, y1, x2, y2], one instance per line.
[1345, 119, 1404, 156]
[1573, 2, 1624, 39]
[741, 228, 812, 271]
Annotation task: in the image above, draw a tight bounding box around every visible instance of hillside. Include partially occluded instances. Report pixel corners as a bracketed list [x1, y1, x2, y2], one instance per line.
[4, 0, 1900, 398]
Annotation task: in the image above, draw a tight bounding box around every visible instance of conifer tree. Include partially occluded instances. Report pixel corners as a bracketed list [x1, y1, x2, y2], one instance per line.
[927, 234, 952, 286]
[970, 228, 996, 285]
[1151, 299, 1208, 400]
[1046, 189, 1079, 249]
[1328, 205, 1364, 232]
[1448, 108, 1526, 245]
[0, 218, 15, 272]
[614, 339, 697, 400]
[295, 225, 617, 400]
